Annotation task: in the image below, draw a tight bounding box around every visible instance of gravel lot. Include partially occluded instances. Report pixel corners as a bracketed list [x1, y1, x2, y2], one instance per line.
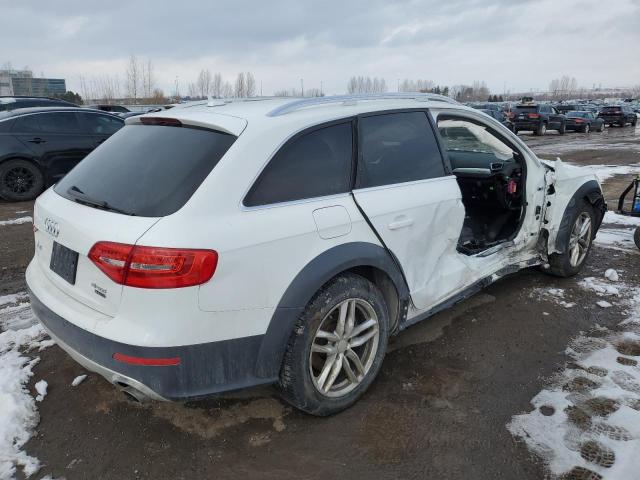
[2, 126, 639, 479]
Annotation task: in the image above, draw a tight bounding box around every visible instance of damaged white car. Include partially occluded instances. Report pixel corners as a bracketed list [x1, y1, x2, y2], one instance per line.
[26, 94, 605, 416]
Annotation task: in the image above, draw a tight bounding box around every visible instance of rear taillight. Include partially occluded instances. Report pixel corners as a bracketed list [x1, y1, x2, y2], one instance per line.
[88, 241, 218, 289]
[527, 113, 541, 119]
[574, 119, 585, 123]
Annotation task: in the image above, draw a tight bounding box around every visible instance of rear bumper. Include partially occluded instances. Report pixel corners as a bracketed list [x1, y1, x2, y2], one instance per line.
[513, 121, 540, 130]
[28, 287, 277, 401]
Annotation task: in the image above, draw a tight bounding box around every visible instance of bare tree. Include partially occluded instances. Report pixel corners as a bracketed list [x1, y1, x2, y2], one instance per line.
[347, 76, 388, 94]
[196, 69, 212, 97]
[141, 59, 155, 101]
[398, 79, 434, 93]
[187, 82, 199, 99]
[125, 55, 140, 101]
[221, 81, 234, 98]
[245, 72, 256, 97]
[212, 73, 223, 97]
[234, 72, 246, 97]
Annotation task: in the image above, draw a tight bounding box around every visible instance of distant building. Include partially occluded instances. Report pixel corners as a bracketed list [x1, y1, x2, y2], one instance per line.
[0, 69, 66, 96]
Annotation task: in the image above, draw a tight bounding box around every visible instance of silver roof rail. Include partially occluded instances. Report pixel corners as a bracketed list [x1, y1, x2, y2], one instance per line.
[266, 93, 459, 117]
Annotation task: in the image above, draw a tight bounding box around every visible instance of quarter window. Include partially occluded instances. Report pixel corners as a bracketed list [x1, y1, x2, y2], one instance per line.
[244, 122, 353, 207]
[356, 111, 444, 188]
[83, 113, 124, 135]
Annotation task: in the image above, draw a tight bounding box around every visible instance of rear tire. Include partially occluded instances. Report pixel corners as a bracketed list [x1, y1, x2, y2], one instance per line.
[535, 122, 547, 136]
[598, 122, 605, 132]
[634, 228, 640, 250]
[0, 159, 44, 202]
[277, 273, 390, 416]
[546, 200, 596, 277]
[583, 124, 590, 134]
[632, 117, 638, 127]
[558, 122, 566, 135]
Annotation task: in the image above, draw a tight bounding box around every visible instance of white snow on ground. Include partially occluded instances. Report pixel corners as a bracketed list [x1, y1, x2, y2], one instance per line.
[71, 375, 87, 387]
[510, 274, 640, 478]
[34, 381, 47, 402]
[595, 228, 638, 252]
[602, 211, 640, 227]
[531, 287, 576, 308]
[0, 293, 53, 479]
[582, 164, 640, 183]
[0, 217, 32, 227]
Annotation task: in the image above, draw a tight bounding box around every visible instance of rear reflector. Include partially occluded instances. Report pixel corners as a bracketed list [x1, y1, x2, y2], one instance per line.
[140, 117, 182, 127]
[113, 352, 181, 366]
[88, 241, 218, 289]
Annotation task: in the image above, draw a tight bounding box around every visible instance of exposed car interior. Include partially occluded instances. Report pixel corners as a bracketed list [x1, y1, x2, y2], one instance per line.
[437, 116, 526, 255]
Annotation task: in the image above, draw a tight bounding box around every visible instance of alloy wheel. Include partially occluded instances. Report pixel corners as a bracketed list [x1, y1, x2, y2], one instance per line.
[568, 212, 592, 267]
[309, 298, 380, 398]
[3, 166, 35, 195]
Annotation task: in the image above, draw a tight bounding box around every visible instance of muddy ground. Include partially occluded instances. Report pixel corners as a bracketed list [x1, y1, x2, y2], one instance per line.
[2, 126, 639, 479]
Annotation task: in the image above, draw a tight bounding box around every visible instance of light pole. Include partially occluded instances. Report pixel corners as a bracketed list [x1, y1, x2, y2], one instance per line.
[301, 78, 304, 97]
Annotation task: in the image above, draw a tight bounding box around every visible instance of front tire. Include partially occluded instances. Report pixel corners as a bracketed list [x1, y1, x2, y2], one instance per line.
[546, 200, 596, 277]
[277, 273, 390, 416]
[0, 159, 44, 201]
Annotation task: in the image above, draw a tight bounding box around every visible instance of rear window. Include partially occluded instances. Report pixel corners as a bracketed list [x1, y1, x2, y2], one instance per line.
[567, 112, 587, 118]
[55, 124, 236, 217]
[601, 107, 622, 112]
[515, 106, 538, 113]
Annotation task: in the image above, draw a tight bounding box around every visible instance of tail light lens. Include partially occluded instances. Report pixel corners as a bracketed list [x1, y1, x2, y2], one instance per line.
[527, 113, 541, 119]
[574, 119, 585, 123]
[88, 241, 218, 289]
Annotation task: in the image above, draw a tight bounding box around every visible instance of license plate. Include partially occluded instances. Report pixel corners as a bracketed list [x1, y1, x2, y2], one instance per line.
[50, 241, 79, 285]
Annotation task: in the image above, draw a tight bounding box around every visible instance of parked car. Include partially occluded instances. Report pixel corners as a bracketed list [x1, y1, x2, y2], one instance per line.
[0, 107, 124, 201]
[0, 96, 77, 112]
[565, 111, 605, 133]
[513, 103, 567, 135]
[479, 108, 514, 131]
[26, 94, 605, 416]
[598, 105, 637, 127]
[86, 104, 131, 115]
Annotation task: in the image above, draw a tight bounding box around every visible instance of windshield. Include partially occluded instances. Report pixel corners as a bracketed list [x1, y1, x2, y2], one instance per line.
[55, 124, 236, 217]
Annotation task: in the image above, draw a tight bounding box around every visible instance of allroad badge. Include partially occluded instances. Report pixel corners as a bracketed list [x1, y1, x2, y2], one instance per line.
[44, 218, 59, 238]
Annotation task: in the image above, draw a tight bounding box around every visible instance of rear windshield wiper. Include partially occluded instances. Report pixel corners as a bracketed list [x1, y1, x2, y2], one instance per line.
[67, 186, 136, 216]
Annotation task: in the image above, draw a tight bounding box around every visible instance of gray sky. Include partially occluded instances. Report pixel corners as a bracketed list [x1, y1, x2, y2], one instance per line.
[2, 0, 639, 96]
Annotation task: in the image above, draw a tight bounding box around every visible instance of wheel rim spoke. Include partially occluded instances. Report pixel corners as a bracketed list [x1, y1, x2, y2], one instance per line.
[347, 318, 377, 339]
[345, 348, 365, 376]
[349, 328, 379, 348]
[342, 355, 358, 383]
[311, 343, 336, 355]
[316, 354, 337, 389]
[315, 329, 339, 342]
[323, 353, 344, 392]
[336, 301, 348, 337]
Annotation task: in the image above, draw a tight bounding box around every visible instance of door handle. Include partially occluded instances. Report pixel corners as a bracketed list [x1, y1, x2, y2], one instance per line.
[28, 137, 46, 144]
[388, 217, 414, 230]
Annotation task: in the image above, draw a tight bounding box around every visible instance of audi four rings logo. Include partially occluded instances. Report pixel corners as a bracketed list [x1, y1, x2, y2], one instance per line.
[44, 218, 59, 238]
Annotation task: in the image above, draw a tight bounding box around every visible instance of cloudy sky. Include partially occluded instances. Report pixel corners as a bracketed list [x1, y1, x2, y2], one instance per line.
[2, 0, 639, 97]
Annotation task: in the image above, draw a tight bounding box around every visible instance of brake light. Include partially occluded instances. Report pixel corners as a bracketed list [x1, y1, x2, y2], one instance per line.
[88, 241, 218, 288]
[574, 119, 585, 123]
[140, 117, 182, 127]
[527, 113, 541, 119]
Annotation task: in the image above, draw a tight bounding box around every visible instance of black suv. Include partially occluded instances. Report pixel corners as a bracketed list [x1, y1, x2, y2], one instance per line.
[0, 107, 124, 201]
[598, 105, 637, 127]
[0, 96, 77, 112]
[513, 104, 566, 135]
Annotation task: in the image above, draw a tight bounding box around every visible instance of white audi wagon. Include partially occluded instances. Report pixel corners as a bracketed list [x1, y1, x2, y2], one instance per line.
[26, 94, 605, 415]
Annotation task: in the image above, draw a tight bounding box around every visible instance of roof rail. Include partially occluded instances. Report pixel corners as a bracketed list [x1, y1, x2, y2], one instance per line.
[266, 93, 459, 117]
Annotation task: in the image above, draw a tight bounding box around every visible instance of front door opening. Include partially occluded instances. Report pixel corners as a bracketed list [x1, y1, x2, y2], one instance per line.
[437, 116, 526, 255]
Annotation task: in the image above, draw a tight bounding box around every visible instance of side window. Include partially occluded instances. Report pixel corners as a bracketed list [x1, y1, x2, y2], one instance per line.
[38, 112, 82, 134]
[83, 114, 124, 135]
[437, 116, 517, 171]
[244, 122, 353, 207]
[357, 111, 444, 189]
[11, 115, 41, 133]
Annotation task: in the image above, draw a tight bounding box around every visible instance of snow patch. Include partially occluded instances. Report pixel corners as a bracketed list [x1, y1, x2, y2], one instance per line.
[0, 293, 53, 478]
[595, 228, 638, 252]
[605, 269, 620, 282]
[603, 211, 640, 227]
[596, 300, 613, 308]
[34, 381, 47, 402]
[0, 217, 33, 227]
[509, 284, 640, 479]
[71, 375, 87, 387]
